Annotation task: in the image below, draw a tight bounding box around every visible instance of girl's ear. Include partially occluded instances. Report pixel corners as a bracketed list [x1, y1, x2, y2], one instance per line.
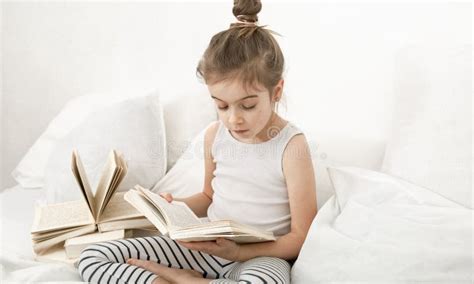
[272, 79, 284, 102]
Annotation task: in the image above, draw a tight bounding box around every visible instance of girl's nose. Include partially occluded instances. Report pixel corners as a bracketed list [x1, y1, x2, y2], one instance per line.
[228, 109, 243, 125]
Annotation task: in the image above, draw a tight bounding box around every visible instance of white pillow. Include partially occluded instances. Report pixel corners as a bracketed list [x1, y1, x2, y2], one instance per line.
[381, 45, 472, 209]
[327, 166, 462, 212]
[162, 90, 217, 172]
[304, 132, 386, 209]
[11, 89, 160, 189]
[43, 93, 167, 203]
[150, 124, 210, 198]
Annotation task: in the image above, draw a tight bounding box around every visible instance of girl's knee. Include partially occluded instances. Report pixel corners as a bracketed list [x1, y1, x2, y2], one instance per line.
[237, 257, 291, 283]
[247, 256, 290, 269]
[78, 242, 118, 266]
[77, 242, 122, 282]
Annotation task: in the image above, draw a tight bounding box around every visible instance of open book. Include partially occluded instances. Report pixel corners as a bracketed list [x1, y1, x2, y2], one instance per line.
[124, 185, 276, 243]
[30, 149, 153, 255]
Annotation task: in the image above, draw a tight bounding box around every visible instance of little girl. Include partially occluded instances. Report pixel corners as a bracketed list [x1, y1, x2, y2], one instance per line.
[78, 0, 317, 283]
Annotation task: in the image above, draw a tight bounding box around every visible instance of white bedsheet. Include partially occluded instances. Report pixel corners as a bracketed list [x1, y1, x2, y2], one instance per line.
[0, 185, 85, 283]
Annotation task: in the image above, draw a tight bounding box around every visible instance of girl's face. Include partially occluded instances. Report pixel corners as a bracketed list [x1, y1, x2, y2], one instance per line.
[208, 79, 283, 143]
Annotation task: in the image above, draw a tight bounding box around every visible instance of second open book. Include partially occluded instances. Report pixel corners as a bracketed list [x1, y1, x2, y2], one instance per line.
[124, 185, 276, 243]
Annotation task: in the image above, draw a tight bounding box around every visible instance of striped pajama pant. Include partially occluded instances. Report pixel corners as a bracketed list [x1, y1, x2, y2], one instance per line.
[77, 235, 291, 283]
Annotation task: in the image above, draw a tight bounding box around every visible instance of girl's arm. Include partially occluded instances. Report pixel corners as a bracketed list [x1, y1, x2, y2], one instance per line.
[174, 192, 212, 218]
[236, 134, 318, 261]
[173, 121, 219, 218]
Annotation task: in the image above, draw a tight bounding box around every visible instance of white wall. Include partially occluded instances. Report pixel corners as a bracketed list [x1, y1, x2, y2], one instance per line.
[1, 1, 4, 189]
[1, 1, 470, 188]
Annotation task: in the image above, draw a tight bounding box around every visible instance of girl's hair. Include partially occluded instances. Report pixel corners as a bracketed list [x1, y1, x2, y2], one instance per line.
[196, 0, 285, 98]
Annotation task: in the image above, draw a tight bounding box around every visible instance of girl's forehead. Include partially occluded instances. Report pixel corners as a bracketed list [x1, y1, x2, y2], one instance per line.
[208, 80, 268, 103]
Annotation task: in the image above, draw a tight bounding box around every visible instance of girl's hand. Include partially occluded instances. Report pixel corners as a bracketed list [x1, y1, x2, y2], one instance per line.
[177, 238, 241, 262]
[159, 192, 173, 203]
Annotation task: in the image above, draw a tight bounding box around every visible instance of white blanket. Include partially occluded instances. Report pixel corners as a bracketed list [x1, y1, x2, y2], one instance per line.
[292, 167, 473, 283]
[0, 185, 85, 283]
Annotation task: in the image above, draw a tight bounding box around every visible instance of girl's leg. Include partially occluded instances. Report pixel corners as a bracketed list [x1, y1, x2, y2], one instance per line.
[210, 256, 291, 284]
[77, 235, 234, 283]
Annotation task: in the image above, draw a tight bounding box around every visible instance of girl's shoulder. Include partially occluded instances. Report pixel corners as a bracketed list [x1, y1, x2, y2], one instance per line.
[204, 120, 221, 155]
[204, 120, 220, 140]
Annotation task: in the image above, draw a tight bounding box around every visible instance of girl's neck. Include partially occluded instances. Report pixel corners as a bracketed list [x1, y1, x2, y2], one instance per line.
[253, 112, 288, 143]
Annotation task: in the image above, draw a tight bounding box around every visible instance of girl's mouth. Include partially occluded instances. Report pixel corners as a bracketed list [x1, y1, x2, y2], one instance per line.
[233, 130, 249, 134]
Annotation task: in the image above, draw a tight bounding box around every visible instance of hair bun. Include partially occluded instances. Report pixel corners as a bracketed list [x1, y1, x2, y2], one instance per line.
[236, 14, 258, 23]
[232, 0, 262, 23]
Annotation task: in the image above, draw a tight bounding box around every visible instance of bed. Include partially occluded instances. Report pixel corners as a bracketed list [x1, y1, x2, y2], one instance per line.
[1, 43, 472, 283]
[1, 169, 472, 283]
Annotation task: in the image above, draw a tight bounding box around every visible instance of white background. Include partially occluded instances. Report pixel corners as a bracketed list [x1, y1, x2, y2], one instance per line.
[1, 0, 471, 189]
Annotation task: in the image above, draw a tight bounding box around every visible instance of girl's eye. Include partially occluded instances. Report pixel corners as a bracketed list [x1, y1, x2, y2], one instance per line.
[242, 105, 256, 110]
[216, 104, 256, 110]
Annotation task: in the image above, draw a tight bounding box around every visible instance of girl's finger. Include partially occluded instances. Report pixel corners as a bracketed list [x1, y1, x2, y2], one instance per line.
[159, 192, 173, 202]
[177, 241, 193, 249]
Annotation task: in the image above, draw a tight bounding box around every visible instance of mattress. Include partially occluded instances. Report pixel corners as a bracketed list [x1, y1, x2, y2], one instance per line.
[0, 184, 85, 282]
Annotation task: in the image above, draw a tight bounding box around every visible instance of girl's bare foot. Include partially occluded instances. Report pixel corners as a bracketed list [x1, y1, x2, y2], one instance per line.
[171, 269, 209, 284]
[127, 258, 210, 284]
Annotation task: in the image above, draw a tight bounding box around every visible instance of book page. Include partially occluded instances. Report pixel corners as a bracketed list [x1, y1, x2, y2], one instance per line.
[101, 167, 122, 211]
[160, 201, 203, 229]
[102, 151, 128, 210]
[169, 220, 276, 243]
[178, 220, 274, 236]
[72, 149, 97, 219]
[31, 200, 95, 234]
[135, 185, 201, 229]
[94, 150, 119, 220]
[71, 157, 87, 206]
[65, 229, 128, 246]
[117, 152, 128, 182]
[98, 192, 143, 223]
[32, 225, 88, 242]
[100, 151, 127, 215]
[170, 234, 274, 244]
[33, 224, 97, 255]
[124, 190, 170, 235]
[97, 217, 153, 233]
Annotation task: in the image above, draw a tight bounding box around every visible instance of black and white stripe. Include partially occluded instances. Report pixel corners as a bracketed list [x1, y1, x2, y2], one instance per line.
[77, 235, 290, 283]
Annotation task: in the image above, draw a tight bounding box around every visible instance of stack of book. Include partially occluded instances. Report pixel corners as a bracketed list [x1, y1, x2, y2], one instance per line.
[30, 149, 157, 264]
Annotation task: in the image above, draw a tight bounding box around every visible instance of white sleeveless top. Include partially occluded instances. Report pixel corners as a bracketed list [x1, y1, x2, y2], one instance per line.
[207, 120, 303, 236]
